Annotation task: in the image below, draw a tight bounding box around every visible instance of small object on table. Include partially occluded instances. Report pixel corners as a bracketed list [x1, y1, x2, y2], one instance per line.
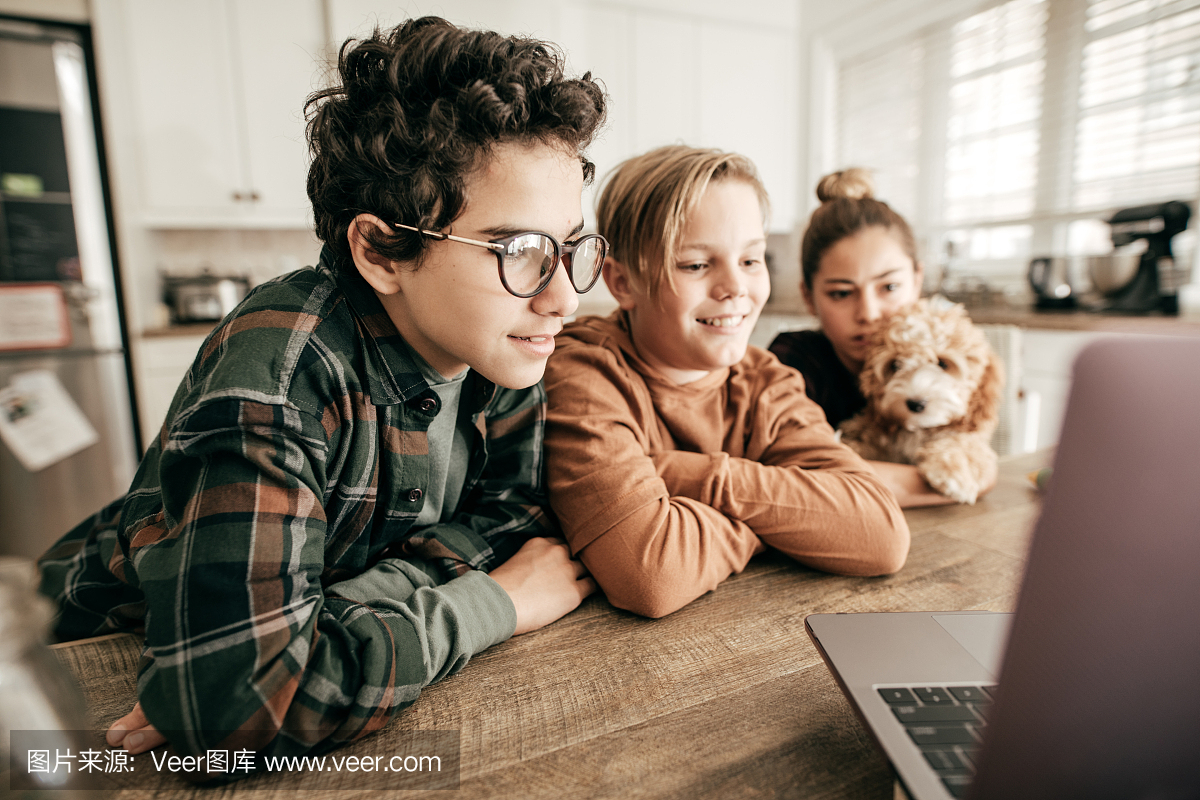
[1026, 467, 1052, 491]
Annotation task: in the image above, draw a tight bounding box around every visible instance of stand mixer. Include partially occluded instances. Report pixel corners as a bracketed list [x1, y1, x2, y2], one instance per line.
[1097, 201, 1191, 315]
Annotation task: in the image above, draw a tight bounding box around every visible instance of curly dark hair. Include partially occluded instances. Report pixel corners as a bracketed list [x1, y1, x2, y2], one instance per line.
[305, 16, 607, 265]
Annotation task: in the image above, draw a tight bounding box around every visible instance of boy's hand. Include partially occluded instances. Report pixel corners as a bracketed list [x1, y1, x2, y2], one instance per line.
[489, 537, 596, 634]
[106, 702, 166, 753]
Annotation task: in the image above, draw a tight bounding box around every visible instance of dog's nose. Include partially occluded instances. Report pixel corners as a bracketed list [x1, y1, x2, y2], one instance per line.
[906, 398, 926, 413]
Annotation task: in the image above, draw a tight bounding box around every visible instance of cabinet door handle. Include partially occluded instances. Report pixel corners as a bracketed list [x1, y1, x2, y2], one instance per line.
[249, 191, 261, 201]
[232, 191, 244, 201]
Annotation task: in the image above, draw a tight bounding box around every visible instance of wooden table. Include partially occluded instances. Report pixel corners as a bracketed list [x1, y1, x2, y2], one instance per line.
[50, 451, 1048, 798]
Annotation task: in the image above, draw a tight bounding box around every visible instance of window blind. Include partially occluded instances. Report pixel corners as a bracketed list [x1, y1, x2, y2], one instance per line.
[944, 0, 1047, 224]
[1073, 0, 1200, 210]
[836, 39, 924, 219]
[832, 0, 1200, 270]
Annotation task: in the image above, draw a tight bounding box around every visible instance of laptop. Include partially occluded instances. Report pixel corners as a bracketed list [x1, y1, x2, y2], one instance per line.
[805, 337, 1200, 800]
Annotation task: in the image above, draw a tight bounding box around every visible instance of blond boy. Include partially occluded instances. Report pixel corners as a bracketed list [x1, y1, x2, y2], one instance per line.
[543, 145, 910, 618]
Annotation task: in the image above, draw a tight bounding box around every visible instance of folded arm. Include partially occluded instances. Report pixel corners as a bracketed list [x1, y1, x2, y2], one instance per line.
[651, 446, 909, 576]
[544, 348, 909, 619]
[117, 396, 518, 760]
[545, 353, 763, 618]
[651, 360, 908, 573]
[866, 460, 958, 507]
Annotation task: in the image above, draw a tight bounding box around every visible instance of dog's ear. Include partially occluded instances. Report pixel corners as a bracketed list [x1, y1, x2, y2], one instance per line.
[858, 353, 882, 403]
[857, 328, 890, 406]
[856, 327, 907, 435]
[963, 349, 1005, 432]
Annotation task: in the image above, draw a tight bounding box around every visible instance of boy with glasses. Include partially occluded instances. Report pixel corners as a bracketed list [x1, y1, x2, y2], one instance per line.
[38, 17, 604, 765]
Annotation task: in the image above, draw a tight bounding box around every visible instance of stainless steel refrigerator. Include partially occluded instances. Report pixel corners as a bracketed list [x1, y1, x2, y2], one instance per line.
[0, 16, 139, 560]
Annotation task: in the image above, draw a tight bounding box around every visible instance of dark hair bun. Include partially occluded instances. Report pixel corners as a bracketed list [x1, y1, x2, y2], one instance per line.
[816, 168, 875, 203]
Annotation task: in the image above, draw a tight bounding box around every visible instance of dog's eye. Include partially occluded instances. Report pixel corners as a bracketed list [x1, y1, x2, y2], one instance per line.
[888, 359, 901, 374]
[937, 358, 950, 371]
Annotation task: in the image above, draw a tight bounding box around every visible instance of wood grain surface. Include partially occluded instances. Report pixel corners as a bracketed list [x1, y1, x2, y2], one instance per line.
[50, 451, 1049, 799]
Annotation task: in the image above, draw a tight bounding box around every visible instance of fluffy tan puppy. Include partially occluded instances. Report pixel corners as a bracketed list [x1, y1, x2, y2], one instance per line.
[839, 299, 1002, 503]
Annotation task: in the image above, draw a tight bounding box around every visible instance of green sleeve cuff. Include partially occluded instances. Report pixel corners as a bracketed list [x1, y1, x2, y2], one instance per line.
[437, 570, 518, 652]
[328, 561, 516, 662]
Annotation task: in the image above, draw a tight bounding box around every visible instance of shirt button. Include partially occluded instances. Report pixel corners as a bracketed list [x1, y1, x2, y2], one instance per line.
[418, 398, 437, 413]
[406, 488, 423, 502]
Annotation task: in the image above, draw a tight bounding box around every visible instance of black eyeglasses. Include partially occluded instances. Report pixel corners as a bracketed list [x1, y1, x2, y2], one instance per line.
[391, 223, 609, 299]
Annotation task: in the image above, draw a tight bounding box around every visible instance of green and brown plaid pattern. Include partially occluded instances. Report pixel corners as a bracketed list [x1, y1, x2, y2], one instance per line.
[38, 247, 548, 761]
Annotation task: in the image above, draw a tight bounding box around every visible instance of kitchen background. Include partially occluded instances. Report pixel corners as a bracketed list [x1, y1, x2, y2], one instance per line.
[1, 0, 1198, 557]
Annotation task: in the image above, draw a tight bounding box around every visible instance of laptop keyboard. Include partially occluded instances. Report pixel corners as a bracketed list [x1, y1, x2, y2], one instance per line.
[877, 685, 995, 798]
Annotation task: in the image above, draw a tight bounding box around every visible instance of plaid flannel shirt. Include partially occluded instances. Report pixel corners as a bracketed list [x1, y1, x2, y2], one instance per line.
[38, 247, 551, 760]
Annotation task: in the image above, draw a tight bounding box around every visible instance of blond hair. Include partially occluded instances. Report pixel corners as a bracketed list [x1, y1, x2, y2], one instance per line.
[802, 168, 917, 289]
[596, 145, 769, 300]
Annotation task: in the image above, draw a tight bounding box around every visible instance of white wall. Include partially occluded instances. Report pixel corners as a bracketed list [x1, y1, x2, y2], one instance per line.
[796, 0, 982, 225]
[269, 0, 804, 310]
[8, 0, 807, 317]
[0, 0, 87, 22]
[329, 0, 802, 232]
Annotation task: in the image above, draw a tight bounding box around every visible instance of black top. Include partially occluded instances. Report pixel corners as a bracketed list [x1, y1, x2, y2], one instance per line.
[768, 329, 865, 428]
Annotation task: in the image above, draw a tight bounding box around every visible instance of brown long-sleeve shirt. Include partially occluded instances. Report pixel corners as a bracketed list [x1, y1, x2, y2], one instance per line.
[543, 312, 910, 618]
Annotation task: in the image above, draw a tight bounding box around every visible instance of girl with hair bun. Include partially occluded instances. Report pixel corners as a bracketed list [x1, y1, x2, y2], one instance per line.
[770, 168, 986, 507]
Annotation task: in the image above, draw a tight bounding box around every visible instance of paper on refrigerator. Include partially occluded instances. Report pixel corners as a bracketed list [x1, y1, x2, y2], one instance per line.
[0, 369, 99, 472]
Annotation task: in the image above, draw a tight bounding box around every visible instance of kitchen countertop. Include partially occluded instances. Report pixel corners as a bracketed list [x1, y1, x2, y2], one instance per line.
[139, 298, 1200, 340]
[951, 303, 1200, 335]
[141, 323, 218, 338]
[47, 451, 1049, 798]
[760, 299, 1200, 336]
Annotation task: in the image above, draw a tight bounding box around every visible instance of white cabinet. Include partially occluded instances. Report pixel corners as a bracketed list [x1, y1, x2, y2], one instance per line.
[1021, 329, 1116, 450]
[695, 21, 799, 233]
[133, 333, 209, 444]
[557, 2, 801, 232]
[98, 0, 324, 228]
